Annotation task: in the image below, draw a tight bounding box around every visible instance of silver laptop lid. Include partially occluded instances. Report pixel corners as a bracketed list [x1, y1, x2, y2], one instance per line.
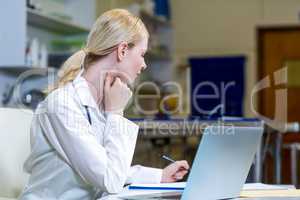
[182, 126, 263, 200]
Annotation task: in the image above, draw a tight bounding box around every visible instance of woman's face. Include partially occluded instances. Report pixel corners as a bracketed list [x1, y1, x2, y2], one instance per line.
[116, 37, 148, 84]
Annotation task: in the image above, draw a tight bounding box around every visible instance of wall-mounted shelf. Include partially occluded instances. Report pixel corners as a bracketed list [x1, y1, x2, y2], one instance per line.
[0, 66, 57, 75]
[27, 8, 90, 35]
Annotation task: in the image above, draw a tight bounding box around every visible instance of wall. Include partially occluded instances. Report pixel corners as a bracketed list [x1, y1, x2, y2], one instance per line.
[96, 0, 137, 17]
[171, 0, 300, 117]
[0, 0, 26, 66]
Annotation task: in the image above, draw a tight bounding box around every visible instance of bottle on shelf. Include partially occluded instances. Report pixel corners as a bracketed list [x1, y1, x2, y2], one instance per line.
[25, 38, 49, 68]
[39, 44, 48, 68]
[31, 38, 39, 67]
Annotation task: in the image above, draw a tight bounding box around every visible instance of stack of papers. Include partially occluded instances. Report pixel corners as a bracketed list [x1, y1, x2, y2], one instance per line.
[129, 182, 294, 191]
[129, 182, 186, 190]
[242, 183, 295, 191]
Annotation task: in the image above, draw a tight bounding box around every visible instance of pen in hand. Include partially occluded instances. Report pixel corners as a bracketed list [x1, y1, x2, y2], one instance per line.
[162, 155, 176, 163]
[161, 155, 190, 182]
[162, 155, 190, 171]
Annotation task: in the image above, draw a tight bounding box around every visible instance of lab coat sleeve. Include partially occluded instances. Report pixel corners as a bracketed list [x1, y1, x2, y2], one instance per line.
[38, 95, 139, 193]
[126, 165, 162, 184]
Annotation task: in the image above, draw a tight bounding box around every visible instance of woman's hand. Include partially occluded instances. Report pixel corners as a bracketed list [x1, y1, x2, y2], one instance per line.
[104, 74, 132, 115]
[161, 160, 190, 183]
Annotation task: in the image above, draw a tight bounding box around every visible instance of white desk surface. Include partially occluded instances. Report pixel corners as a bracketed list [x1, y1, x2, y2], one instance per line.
[98, 186, 300, 200]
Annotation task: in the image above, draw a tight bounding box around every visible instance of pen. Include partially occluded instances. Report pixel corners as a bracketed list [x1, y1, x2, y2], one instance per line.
[162, 155, 190, 172]
[162, 155, 176, 163]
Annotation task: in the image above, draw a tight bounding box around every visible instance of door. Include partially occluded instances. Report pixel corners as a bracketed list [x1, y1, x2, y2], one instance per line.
[257, 26, 300, 184]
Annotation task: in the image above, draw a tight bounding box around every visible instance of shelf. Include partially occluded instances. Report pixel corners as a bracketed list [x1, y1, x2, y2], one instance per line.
[27, 8, 90, 35]
[0, 66, 57, 75]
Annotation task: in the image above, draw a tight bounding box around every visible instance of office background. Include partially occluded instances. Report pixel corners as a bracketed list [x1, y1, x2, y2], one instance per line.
[1, 0, 300, 189]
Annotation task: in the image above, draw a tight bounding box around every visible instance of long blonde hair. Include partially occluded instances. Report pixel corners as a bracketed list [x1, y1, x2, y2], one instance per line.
[48, 9, 148, 92]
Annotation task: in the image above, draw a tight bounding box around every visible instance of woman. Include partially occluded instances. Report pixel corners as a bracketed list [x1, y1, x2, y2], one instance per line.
[19, 9, 189, 200]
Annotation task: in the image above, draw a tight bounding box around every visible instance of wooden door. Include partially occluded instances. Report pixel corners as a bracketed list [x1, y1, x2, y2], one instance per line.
[257, 26, 300, 184]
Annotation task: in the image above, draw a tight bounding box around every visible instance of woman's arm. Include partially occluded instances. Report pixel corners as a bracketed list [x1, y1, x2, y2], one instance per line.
[126, 165, 162, 184]
[126, 162, 190, 184]
[38, 94, 138, 193]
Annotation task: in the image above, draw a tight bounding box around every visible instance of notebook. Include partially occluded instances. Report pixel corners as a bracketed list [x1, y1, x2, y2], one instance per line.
[129, 182, 293, 191]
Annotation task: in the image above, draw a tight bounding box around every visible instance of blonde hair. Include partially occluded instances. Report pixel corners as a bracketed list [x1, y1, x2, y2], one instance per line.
[48, 9, 148, 93]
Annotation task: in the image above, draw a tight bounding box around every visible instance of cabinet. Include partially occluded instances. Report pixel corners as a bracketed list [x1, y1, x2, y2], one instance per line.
[27, 8, 90, 35]
[0, 0, 95, 67]
[0, 0, 96, 108]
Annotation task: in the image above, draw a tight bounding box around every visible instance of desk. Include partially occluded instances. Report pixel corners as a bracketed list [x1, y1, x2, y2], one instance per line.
[240, 189, 300, 198]
[99, 188, 300, 200]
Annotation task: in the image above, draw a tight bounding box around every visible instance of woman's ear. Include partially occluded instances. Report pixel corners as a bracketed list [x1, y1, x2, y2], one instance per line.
[117, 42, 129, 62]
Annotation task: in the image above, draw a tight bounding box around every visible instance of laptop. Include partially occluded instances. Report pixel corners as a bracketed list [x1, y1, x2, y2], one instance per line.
[122, 125, 263, 200]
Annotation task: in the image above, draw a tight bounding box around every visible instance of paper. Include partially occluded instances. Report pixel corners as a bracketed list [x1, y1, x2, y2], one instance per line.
[129, 182, 186, 190]
[101, 186, 181, 200]
[129, 182, 293, 191]
[240, 189, 300, 198]
[242, 183, 294, 191]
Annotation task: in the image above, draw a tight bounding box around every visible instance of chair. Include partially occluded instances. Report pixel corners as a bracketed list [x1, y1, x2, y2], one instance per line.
[283, 143, 300, 187]
[0, 108, 33, 200]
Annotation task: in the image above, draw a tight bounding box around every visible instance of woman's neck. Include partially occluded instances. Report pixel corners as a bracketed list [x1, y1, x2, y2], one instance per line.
[82, 55, 117, 108]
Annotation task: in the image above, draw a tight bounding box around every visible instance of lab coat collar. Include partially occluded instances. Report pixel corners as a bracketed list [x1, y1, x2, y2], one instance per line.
[72, 70, 98, 109]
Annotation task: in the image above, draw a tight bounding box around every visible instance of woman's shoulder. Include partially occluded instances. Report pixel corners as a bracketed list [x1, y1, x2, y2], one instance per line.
[37, 83, 79, 113]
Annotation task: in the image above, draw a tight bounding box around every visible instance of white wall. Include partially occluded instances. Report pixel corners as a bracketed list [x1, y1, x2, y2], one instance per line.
[171, 0, 300, 117]
[262, 0, 300, 23]
[0, 0, 26, 66]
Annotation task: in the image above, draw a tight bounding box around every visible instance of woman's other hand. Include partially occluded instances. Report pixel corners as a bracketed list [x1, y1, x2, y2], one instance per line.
[104, 74, 132, 115]
[161, 160, 190, 183]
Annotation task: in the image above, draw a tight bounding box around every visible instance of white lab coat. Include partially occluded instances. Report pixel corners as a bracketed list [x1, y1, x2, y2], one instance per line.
[19, 71, 162, 200]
